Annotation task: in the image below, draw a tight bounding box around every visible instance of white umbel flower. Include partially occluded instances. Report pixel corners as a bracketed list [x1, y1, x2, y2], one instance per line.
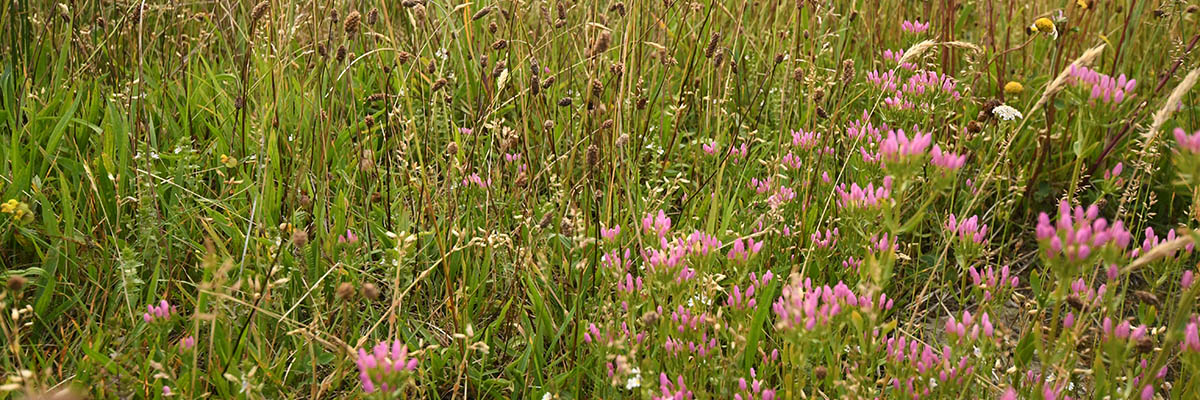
[992, 104, 1023, 121]
[625, 368, 642, 389]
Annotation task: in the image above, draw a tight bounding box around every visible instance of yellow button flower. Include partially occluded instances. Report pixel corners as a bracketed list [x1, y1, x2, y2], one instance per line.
[1004, 81, 1024, 95]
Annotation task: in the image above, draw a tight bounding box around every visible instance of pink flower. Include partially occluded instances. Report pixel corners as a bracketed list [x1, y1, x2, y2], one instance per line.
[601, 224, 621, 242]
[339, 229, 360, 245]
[143, 299, 173, 323]
[356, 339, 419, 393]
[1175, 128, 1200, 153]
[702, 141, 719, 155]
[901, 19, 930, 33]
[930, 144, 967, 171]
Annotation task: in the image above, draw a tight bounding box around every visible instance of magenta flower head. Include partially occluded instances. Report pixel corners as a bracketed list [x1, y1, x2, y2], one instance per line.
[143, 299, 174, 323]
[901, 19, 930, 34]
[601, 224, 621, 242]
[702, 141, 719, 155]
[339, 229, 360, 245]
[1034, 200, 1131, 271]
[653, 374, 693, 400]
[642, 210, 672, 237]
[1175, 128, 1200, 154]
[930, 144, 967, 172]
[356, 339, 419, 394]
[179, 335, 196, 350]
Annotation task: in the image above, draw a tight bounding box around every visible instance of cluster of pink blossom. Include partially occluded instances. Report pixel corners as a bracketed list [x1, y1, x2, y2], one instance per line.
[967, 265, 1018, 301]
[1022, 370, 1075, 400]
[884, 336, 974, 397]
[929, 144, 966, 171]
[729, 142, 749, 162]
[870, 233, 897, 254]
[601, 224, 621, 242]
[733, 369, 777, 400]
[1133, 226, 1196, 258]
[791, 129, 820, 150]
[602, 249, 633, 271]
[727, 271, 773, 311]
[685, 230, 722, 255]
[462, 172, 491, 188]
[1175, 128, 1200, 153]
[1102, 162, 1125, 185]
[843, 257, 862, 271]
[654, 374, 694, 400]
[883, 93, 914, 110]
[585, 322, 647, 347]
[767, 186, 796, 210]
[642, 210, 673, 237]
[702, 141, 719, 155]
[1069, 277, 1107, 309]
[945, 214, 987, 245]
[902, 70, 961, 99]
[811, 228, 838, 250]
[781, 152, 802, 169]
[1067, 65, 1136, 105]
[178, 335, 195, 350]
[868, 69, 899, 92]
[1101, 317, 1148, 344]
[338, 229, 359, 245]
[749, 177, 773, 194]
[881, 49, 916, 70]
[847, 111, 884, 143]
[143, 300, 174, 323]
[1183, 316, 1200, 352]
[943, 310, 994, 343]
[663, 333, 718, 358]
[901, 19, 930, 33]
[617, 273, 643, 296]
[773, 277, 893, 331]
[1034, 201, 1132, 262]
[355, 340, 419, 394]
[835, 177, 893, 210]
[879, 127, 932, 165]
[727, 237, 764, 262]
[503, 152, 522, 162]
[644, 240, 695, 282]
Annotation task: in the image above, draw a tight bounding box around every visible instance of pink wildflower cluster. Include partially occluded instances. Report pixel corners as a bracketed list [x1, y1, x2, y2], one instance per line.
[882, 49, 916, 70]
[644, 239, 695, 282]
[1068, 65, 1136, 105]
[734, 369, 777, 400]
[781, 152, 802, 169]
[503, 152, 522, 162]
[811, 227, 838, 250]
[902, 71, 961, 99]
[967, 265, 1018, 301]
[1175, 128, 1200, 154]
[462, 172, 491, 188]
[654, 374, 694, 400]
[884, 336, 974, 398]
[729, 142, 749, 162]
[1182, 316, 1200, 352]
[1022, 370, 1076, 400]
[178, 335, 195, 350]
[585, 321, 647, 348]
[943, 310, 995, 343]
[879, 127, 932, 165]
[1068, 277, 1107, 309]
[143, 299, 174, 323]
[791, 129, 821, 150]
[773, 277, 893, 331]
[1133, 227, 1196, 258]
[945, 214, 987, 245]
[1101, 317, 1149, 345]
[686, 230, 723, 255]
[1035, 201, 1132, 262]
[355, 340, 419, 394]
[727, 271, 774, 311]
[1103, 162, 1125, 185]
[929, 144, 966, 171]
[702, 141, 719, 155]
[642, 210, 672, 237]
[602, 248, 633, 271]
[868, 69, 899, 92]
[601, 224, 621, 242]
[835, 177, 893, 210]
[901, 19, 930, 33]
[727, 237, 764, 262]
[338, 229, 359, 245]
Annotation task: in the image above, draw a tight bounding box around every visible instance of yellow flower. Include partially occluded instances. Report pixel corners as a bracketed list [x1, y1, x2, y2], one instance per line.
[220, 154, 237, 168]
[1076, 0, 1091, 9]
[1, 199, 17, 214]
[2, 199, 34, 223]
[1031, 17, 1058, 39]
[1004, 81, 1024, 95]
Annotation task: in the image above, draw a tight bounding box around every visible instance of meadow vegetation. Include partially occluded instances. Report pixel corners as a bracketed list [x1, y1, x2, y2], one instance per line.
[4, 0, 1200, 398]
